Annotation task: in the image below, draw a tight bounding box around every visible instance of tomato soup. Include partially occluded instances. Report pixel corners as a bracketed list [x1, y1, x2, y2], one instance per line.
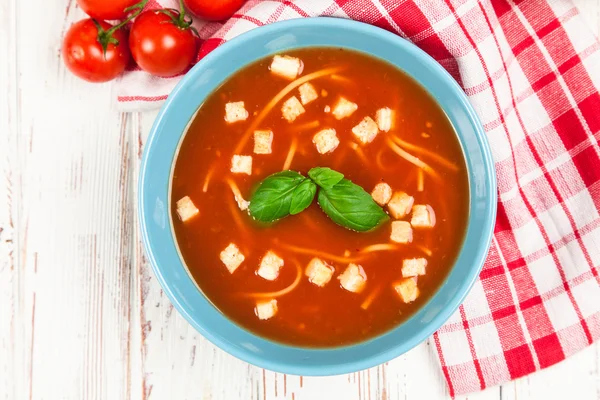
[171, 48, 469, 347]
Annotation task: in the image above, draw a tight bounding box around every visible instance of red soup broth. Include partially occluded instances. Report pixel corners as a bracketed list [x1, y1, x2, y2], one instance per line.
[171, 48, 469, 347]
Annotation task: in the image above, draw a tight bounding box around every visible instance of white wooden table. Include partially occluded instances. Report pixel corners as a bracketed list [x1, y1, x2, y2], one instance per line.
[2, 1, 600, 399]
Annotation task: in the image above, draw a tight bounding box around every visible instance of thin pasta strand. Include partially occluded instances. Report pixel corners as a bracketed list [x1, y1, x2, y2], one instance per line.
[360, 285, 382, 310]
[234, 66, 347, 153]
[277, 242, 364, 263]
[292, 120, 320, 132]
[385, 138, 440, 180]
[360, 244, 398, 253]
[202, 166, 215, 192]
[225, 178, 249, 210]
[243, 261, 303, 299]
[355, 147, 369, 166]
[389, 134, 459, 172]
[416, 245, 433, 257]
[227, 197, 250, 237]
[417, 168, 424, 192]
[282, 137, 297, 170]
[330, 74, 354, 84]
[375, 149, 388, 171]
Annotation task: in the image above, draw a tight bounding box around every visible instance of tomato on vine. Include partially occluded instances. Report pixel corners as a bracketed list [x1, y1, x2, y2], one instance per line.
[62, 19, 130, 83]
[183, 0, 245, 21]
[76, 0, 139, 20]
[62, 0, 148, 83]
[129, 1, 198, 77]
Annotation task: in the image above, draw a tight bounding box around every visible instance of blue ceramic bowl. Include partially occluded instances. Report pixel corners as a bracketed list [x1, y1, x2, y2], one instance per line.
[139, 17, 497, 375]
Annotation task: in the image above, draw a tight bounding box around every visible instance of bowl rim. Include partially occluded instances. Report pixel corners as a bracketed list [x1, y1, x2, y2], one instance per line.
[139, 16, 497, 375]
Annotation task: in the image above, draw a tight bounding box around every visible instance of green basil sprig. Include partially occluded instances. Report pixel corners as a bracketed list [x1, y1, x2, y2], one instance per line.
[248, 171, 315, 222]
[316, 178, 389, 232]
[248, 167, 388, 232]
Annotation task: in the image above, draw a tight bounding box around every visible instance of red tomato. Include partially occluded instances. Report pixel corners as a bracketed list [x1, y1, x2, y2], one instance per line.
[183, 0, 245, 21]
[62, 19, 131, 83]
[129, 10, 198, 77]
[77, 0, 139, 20]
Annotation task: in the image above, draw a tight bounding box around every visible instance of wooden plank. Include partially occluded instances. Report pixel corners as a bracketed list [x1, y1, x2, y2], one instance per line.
[5, 0, 137, 398]
[1, 0, 18, 399]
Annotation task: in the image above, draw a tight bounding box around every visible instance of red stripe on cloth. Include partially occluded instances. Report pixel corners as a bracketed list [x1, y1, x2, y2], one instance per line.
[432, 332, 455, 398]
[445, 0, 549, 383]
[489, 1, 596, 348]
[503, 0, 596, 343]
[580, 92, 600, 134]
[459, 306, 486, 390]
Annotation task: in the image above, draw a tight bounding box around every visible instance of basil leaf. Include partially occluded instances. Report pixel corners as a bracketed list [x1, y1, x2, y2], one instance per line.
[249, 171, 306, 222]
[290, 179, 317, 215]
[308, 167, 344, 189]
[317, 179, 389, 232]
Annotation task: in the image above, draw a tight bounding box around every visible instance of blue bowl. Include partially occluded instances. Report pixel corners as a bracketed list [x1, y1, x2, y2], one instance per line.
[139, 17, 497, 375]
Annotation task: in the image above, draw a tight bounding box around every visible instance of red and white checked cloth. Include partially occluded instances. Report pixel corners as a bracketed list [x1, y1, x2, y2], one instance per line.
[117, 0, 600, 395]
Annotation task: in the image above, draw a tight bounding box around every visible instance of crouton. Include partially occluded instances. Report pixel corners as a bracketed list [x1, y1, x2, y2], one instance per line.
[324, 105, 331, 113]
[391, 221, 413, 244]
[351, 116, 379, 144]
[394, 278, 420, 303]
[257, 251, 284, 281]
[411, 205, 436, 228]
[388, 192, 414, 219]
[305, 258, 334, 287]
[376, 107, 394, 132]
[331, 97, 358, 120]
[338, 263, 367, 293]
[219, 243, 245, 273]
[175, 196, 199, 222]
[282, 96, 305, 122]
[312, 128, 339, 154]
[255, 299, 278, 320]
[230, 155, 252, 175]
[270, 55, 303, 80]
[253, 130, 273, 155]
[224, 101, 249, 123]
[371, 183, 392, 206]
[298, 82, 318, 105]
[402, 258, 427, 277]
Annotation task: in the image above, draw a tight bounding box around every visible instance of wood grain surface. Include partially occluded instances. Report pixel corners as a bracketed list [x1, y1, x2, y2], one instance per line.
[1, 1, 599, 399]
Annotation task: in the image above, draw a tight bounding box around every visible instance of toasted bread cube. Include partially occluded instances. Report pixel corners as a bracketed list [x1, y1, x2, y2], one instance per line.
[282, 96, 305, 122]
[298, 82, 318, 105]
[391, 221, 413, 244]
[352, 116, 379, 144]
[305, 258, 334, 287]
[411, 204, 436, 228]
[255, 299, 278, 320]
[332, 97, 358, 120]
[371, 183, 392, 206]
[324, 105, 331, 113]
[219, 243, 245, 274]
[388, 192, 414, 219]
[394, 278, 420, 303]
[270, 55, 303, 80]
[376, 107, 394, 132]
[312, 128, 339, 154]
[257, 251, 284, 281]
[338, 263, 367, 293]
[175, 196, 199, 222]
[230, 155, 252, 175]
[224, 101, 249, 123]
[253, 130, 273, 154]
[402, 258, 427, 277]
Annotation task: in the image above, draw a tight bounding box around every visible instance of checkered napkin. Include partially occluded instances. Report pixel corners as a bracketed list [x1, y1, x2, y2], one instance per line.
[117, 0, 600, 395]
